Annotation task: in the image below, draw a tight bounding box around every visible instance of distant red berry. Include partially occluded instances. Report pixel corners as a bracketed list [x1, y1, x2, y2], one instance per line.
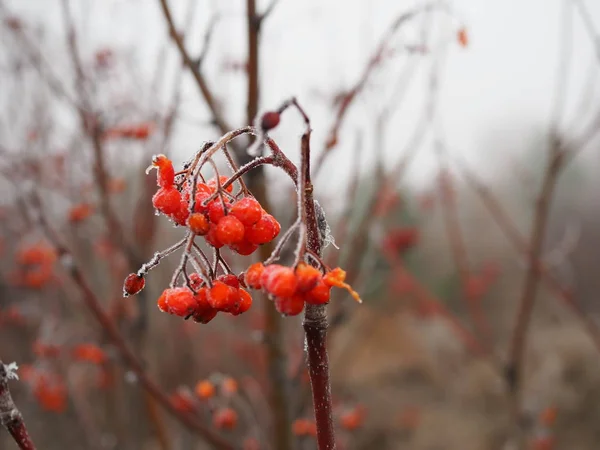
[261, 111, 281, 131]
[230, 197, 262, 226]
[216, 216, 245, 245]
[123, 273, 145, 296]
[213, 407, 238, 430]
[188, 213, 210, 235]
[71, 344, 107, 365]
[195, 380, 216, 399]
[152, 187, 182, 215]
[274, 295, 304, 316]
[170, 388, 195, 413]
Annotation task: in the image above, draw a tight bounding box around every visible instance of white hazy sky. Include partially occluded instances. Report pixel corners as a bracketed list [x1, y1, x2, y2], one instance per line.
[4, 0, 600, 194]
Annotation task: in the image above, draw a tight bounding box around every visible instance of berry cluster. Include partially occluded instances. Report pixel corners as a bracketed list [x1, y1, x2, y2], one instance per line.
[244, 263, 361, 316]
[149, 154, 280, 255]
[156, 273, 252, 324]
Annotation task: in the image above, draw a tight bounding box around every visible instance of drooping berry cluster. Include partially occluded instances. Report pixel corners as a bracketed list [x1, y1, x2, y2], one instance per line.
[149, 154, 280, 255]
[244, 263, 361, 316]
[156, 273, 252, 324]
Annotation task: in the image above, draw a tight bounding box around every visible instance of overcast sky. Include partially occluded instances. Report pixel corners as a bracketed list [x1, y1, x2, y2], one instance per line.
[4, 0, 600, 193]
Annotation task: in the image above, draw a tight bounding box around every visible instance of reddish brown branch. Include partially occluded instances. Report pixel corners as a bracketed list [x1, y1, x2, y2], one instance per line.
[298, 118, 336, 449]
[158, 0, 231, 135]
[0, 361, 36, 450]
[437, 166, 492, 350]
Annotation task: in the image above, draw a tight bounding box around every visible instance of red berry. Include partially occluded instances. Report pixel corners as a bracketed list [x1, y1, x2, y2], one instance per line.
[216, 216, 245, 245]
[123, 273, 145, 296]
[218, 274, 240, 289]
[208, 281, 240, 312]
[244, 263, 265, 289]
[157, 287, 197, 316]
[295, 264, 321, 293]
[274, 295, 304, 316]
[188, 213, 210, 235]
[263, 266, 297, 298]
[230, 239, 259, 255]
[305, 280, 330, 305]
[208, 200, 227, 223]
[245, 213, 280, 244]
[192, 287, 218, 324]
[237, 289, 252, 315]
[261, 111, 280, 131]
[213, 407, 238, 430]
[194, 191, 212, 213]
[171, 202, 190, 226]
[152, 187, 182, 215]
[189, 273, 204, 290]
[230, 197, 262, 226]
[205, 224, 224, 249]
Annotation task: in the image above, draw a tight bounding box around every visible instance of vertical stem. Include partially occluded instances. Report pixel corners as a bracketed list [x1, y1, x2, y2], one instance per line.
[300, 129, 336, 449]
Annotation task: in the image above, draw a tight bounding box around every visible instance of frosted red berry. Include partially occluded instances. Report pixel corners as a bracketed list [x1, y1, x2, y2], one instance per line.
[246, 213, 280, 245]
[123, 273, 145, 296]
[158, 287, 197, 316]
[218, 274, 240, 289]
[152, 187, 182, 215]
[230, 239, 259, 256]
[305, 279, 330, 305]
[236, 289, 253, 315]
[244, 263, 265, 289]
[295, 263, 321, 293]
[208, 281, 240, 312]
[216, 216, 245, 245]
[171, 202, 190, 226]
[192, 287, 218, 324]
[275, 295, 304, 316]
[188, 213, 210, 235]
[205, 224, 224, 248]
[230, 197, 262, 226]
[208, 200, 227, 223]
[261, 111, 281, 131]
[263, 266, 298, 298]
